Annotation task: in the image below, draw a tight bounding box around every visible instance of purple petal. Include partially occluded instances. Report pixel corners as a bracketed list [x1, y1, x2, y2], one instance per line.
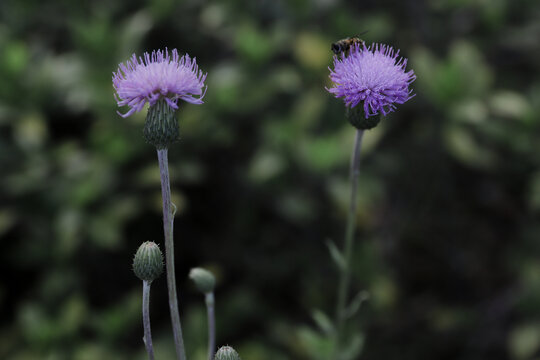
[326, 42, 416, 118]
[113, 48, 207, 117]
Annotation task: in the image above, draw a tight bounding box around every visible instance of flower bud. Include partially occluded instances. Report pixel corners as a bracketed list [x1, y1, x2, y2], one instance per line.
[215, 346, 241, 360]
[133, 241, 164, 282]
[346, 106, 381, 130]
[143, 98, 180, 149]
[189, 267, 216, 294]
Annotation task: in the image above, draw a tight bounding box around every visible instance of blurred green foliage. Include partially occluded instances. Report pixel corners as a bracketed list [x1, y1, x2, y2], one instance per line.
[1, 0, 540, 359]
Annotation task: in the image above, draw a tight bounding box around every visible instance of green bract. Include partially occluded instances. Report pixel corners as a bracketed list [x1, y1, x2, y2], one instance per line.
[143, 99, 180, 149]
[346, 106, 381, 130]
[214, 346, 241, 360]
[133, 241, 164, 282]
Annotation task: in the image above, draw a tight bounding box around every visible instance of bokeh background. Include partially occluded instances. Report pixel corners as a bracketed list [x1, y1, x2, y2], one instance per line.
[1, 0, 540, 359]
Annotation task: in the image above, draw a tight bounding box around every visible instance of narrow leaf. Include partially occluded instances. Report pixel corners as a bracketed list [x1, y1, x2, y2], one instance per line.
[340, 332, 364, 360]
[326, 239, 346, 271]
[344, 290, 369, 319]
[311, 309, 335, 335]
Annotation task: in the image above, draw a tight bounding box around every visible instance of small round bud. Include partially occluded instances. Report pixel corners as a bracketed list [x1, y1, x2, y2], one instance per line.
[189, 267, 216, 294]
[143, 98, 180, 149]
[346, 106, 381, 130]
[133, 241, 164, 282]
[215, 346, 241, 360]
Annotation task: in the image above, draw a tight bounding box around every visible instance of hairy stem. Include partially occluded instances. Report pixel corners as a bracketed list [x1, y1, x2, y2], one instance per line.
[205, 292, 216, 360]
[142, 280, 155, 360]
[157, 148, 187, 360]
[334, 129, 364, 356]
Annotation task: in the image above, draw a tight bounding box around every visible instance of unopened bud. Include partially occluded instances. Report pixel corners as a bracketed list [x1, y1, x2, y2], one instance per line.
[133, 241, 164, 282]
[215, 346, 241, 360]
[189, 267, 216, 294]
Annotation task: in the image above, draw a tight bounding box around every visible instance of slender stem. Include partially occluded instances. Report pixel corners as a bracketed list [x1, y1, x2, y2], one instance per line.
[334, 129, 364, 356]
[142, 280, 155, 360]
[157, 148, 187, 360]
[205, 292, 216, 360]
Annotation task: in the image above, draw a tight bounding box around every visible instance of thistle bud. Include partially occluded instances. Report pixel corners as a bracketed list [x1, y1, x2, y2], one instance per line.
[189, 267, 216, 294]
[215, 346, 241, 360]
[133, 241, 164, 282]
[143, 98, 180, 149]
[346, 106, 381, 130]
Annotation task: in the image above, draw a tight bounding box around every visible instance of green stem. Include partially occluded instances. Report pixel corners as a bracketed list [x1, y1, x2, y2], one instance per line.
[205, 292, 216, 360]
[142, 280, 155, 360]
[157, 148, 187, 360]
[334, 129, 364, 357]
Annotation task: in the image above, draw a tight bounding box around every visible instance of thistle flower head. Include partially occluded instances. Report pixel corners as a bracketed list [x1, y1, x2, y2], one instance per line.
[113, 48, 207, 118]
[327, 43, 416, 119]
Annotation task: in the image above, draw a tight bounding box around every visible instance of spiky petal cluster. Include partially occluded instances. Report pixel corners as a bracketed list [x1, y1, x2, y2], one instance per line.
[327, 43, 416, 118]
[113, 48, 207, 118]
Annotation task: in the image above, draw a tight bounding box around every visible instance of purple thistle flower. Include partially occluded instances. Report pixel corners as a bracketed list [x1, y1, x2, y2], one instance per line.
[327, 43, 416, 118]
[113, 48, 207, 118]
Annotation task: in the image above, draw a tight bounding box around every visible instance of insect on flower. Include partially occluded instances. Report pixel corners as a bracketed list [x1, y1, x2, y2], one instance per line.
[331, 36, 365, 55]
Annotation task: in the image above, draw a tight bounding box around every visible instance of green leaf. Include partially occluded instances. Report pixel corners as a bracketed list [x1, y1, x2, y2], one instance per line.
[344, 290, 370, 319]
[326, 239, 346, 272]
[311, 309, 335, 336]
[339, 332, 364, 360]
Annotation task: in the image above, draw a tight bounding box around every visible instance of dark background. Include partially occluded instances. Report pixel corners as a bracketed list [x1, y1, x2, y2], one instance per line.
[1, 0, 540, 359]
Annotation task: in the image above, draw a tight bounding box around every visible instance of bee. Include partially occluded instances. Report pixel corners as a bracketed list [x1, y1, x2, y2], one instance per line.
[331, 33, 368, 55]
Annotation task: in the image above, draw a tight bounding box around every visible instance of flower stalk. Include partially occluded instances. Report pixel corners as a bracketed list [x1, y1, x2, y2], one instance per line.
[334, 129, 364, 355]
[189, 267, 217, 360]
[114, 48, 207, 360]
[205, 292, 216, 360]
[142, 280, 155, 360]
[133, 241, 163, 359]
[327, 41, 415, 357]
[158, 148, 187, 360]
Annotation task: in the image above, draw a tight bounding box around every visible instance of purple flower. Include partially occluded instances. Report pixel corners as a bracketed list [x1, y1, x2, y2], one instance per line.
[327, 43, 416, 118]
[113, 48, 207, 118]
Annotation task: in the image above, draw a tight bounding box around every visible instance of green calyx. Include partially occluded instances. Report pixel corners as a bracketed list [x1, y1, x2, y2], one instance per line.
[346, 106, 381, 130]
[215, 346, 241, 360]
[143, 98, 180, 149]
[133, 241, 164, 282]
[189, 267, 216, 294]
